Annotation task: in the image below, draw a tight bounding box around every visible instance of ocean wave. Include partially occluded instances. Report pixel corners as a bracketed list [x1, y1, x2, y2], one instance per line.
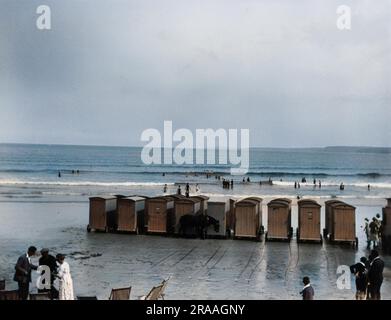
[0, 180, 174, 187]
[1, 178, 391, 189]
[0, 167, 390, 178]
[272, 180, 391, 189]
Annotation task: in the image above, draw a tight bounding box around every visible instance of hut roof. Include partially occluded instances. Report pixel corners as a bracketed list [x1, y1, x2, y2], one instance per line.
[122, 196, 146, 202]
[191, 195, 209, 201]
[325, 199, 343, 205]
[169, 194, 186, 200]
[175, 197, 200, 204]
[114, 194, 127, 199]
[127, 195, 149, 199]
[243, 196, 263, 203]
[89, 196, 116, 201]
[298, 199, 321, 207]
[148, 196, 174, 203]
[330, 201, 356, 210]
[236, 198, 259, 206]
[268, 198, 291, 207]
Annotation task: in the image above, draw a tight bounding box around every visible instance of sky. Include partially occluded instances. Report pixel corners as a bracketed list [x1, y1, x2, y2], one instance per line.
[0, 0, 390, 147]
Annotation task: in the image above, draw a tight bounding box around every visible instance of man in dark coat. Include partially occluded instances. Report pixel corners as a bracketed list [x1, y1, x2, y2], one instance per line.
[38, 248, 59, 299]
[14, 246, 38, 300]
[350, 257, 368, 300]
[367, 250, 384, 300]
[300, 276, 314, 300]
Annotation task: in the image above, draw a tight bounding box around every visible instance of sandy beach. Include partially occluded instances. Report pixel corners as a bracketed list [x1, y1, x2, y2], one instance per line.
[1, 194, 389, 300]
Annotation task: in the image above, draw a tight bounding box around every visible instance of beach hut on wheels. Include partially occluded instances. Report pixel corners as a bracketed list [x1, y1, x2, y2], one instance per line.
[206, 200, 231, 238]
[191, 195, 209, 215]
[297, 199, 322, 243]
[323, 200, 343, 238]
[381, 198, 391, 253]
[116, 196, 146, 234]
[327, 201, 357, 247]
[146, 196, 175, 234]
[234, 197, 263, 240]
[266, 198, 292, 241]
[88, 196, 117, 232]
[173, 196, 202, 234]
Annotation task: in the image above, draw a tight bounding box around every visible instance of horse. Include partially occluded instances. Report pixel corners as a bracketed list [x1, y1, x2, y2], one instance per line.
[178, 214, 220, 239]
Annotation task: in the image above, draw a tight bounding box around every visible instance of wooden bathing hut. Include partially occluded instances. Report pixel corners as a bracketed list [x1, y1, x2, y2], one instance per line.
[327, 201, 357, 247]
[297, 199, 322, 243]
[266, 198, 292, 241]
[173, 196, 202, 234]
[191, 195, 209, 215]
[234, 197, 263, 240]
[88, 196, 117, 232]
[323, 200, 343, 238]
[206, 200, 230, 238]
[116, 196, 146, 234]
[146, 196, 175, 234]
[381, 198, 391, 253]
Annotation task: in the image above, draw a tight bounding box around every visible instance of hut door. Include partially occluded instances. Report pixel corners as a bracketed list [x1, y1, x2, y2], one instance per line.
[175, 203, 193, 232]
[334, 209, 354, 241]
[236, 207, 255, 237]
[91, 200, 106, 230]
[301, 210, 319, 239]
[122, 202, 137, 232]
[271, 207, 287, 238]
[150, 205, 166, 232]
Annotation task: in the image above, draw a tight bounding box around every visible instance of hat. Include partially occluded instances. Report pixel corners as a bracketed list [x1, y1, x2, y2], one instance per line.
[40, 248, 49, 253]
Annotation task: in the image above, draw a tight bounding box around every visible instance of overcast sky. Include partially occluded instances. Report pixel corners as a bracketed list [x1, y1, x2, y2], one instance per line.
[0, 0, 390, 147]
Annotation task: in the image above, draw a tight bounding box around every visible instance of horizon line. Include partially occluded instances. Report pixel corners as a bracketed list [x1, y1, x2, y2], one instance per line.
[1, 142, 391, 149]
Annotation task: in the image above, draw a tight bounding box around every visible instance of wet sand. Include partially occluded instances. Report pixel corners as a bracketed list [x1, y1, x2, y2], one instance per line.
[0, 200, 390, 300]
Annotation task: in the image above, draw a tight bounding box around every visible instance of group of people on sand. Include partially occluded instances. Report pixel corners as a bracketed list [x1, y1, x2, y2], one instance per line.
[222, 178, 233, 189]
[300, 249, 385, 301]
[363, 214, 382, 249]
[350, 250, 385, 300]
[14, 246, 74, 300]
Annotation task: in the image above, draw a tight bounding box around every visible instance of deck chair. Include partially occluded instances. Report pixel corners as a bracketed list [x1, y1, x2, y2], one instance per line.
[29, 292, 51, 300]
[0, 279, 5, 290]
[143, 284, 164, 300]
[140, 277, 170, 300]
[109, 286, 131, 300]
[0, 290, 20, 300]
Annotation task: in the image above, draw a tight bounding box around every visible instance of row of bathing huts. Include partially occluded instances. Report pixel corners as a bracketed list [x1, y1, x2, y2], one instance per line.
[87, 195, 391, 249]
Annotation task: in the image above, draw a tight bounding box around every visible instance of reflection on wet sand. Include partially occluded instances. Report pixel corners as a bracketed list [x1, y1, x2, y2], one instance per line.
[0, 201, 389, 299]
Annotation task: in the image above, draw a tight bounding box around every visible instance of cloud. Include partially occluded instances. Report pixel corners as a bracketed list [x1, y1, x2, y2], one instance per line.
[0, 0, 390, 147]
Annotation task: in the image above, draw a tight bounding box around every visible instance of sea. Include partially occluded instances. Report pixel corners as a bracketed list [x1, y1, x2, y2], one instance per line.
[0, 143, 390, 202]
[1, 143, 391, 299]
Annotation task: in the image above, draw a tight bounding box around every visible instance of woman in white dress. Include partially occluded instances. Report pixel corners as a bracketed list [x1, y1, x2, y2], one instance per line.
[56, 254, 74, 300]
